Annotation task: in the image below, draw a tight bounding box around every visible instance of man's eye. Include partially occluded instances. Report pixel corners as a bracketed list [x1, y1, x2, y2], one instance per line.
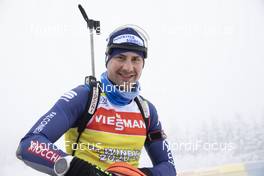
[115, 56, 125, 60]
[132, 57, 141, 62]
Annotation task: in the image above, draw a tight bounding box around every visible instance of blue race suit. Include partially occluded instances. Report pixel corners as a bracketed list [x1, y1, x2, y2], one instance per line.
[16, 73, 176, 176]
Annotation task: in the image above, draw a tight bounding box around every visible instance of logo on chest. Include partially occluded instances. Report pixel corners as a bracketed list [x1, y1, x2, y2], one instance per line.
[87, 108, 146, 135]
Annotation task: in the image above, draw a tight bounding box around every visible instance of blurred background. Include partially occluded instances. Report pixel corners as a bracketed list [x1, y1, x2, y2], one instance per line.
[1, 0, 264, 175]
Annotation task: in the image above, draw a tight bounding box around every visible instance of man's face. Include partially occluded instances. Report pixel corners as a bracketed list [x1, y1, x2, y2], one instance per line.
[107, 52, 144, 91]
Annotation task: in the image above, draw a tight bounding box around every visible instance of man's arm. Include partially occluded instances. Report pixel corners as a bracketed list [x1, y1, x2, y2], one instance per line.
[16, 85, 89, 175]
[141, 101, 177, 176]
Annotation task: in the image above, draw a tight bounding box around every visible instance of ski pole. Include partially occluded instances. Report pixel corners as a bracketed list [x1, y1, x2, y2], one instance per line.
[78, 4, 100, 78]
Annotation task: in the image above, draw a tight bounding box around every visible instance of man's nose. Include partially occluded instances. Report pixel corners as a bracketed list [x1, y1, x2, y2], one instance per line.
[122, 60, 134, 72]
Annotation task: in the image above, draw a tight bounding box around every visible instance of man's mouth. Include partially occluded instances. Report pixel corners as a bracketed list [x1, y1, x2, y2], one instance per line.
[118, 73, 134, 81]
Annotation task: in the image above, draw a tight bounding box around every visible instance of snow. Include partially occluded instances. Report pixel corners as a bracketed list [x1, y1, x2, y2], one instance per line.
[1, 0, 264, 175]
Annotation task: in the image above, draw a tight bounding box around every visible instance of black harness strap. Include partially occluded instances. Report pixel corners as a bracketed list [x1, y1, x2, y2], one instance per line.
[147, 130, 167, 142]
[135, 96, 166, 143]
[72, 76, 101, 156]
[134, 96, 150, 131]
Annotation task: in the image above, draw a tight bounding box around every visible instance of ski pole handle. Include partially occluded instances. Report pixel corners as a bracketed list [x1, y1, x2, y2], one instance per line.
[78, 4, 89, 23]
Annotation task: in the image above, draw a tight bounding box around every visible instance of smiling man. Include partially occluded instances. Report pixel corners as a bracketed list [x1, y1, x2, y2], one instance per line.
[107, 51, 142, 92]
[105, 26, 146, 93]
[16, 25, 176, 176]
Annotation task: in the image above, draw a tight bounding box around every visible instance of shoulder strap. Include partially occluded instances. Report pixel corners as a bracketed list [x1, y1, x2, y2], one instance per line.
[135, 96, 167, 144]
[72, 76, 101, 156]
[134, 96, 150, 131]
